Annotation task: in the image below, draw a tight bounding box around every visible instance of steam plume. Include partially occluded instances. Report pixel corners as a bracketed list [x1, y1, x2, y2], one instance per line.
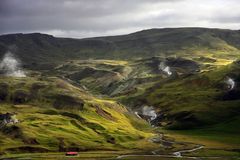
[225, 77, 235, 90]
[142, 106, 157, 120]
[159, 61, 172, 76]
[0, 52, 26, 77]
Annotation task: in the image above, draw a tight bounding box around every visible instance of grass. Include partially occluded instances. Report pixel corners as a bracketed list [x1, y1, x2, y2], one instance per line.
[0, 76, 156, 154]
[162, 117, 240, 149]
[1, 28, 240, 159]
[183, 148, 240, 158]
[0, 150, 132, 160]
[118, 60, 240, 129]
[0, 62, 239, 158]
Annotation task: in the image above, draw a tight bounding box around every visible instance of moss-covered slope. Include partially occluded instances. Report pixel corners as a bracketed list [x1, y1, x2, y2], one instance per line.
[120, 60, 240, 130]
[0, 76, 155, 155]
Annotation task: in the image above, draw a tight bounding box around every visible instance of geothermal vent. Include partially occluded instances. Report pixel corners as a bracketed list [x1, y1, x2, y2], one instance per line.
[0, 52, 26, 77]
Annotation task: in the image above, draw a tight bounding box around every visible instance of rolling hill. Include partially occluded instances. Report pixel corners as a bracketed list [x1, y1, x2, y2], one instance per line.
[0, 28, 240, 69]
[0, 75, 155, 155]
[0, 27, 240, 158]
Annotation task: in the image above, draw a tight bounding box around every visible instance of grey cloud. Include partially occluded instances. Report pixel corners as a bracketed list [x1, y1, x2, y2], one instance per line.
[213, 16, 240, 23]
[0, 0, 239, 38]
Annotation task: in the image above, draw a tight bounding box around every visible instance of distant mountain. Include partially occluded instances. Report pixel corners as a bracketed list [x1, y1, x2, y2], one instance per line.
[0, 28, 240, 69]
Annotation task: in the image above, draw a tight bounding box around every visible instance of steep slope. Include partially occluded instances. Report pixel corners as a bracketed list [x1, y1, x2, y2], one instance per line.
[41, 55, 240, 133]
[0, 75, 155, 155]
[46, 57, 200, 95]
[119, 60, 240, 130]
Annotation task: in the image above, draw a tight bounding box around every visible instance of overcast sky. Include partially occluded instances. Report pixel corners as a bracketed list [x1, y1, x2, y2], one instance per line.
[0, 0, 240, 38]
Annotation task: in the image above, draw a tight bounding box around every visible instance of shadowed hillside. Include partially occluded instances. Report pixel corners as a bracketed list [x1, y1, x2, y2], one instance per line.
[0, 28, 240, 70]
[1, 28, 240, 158]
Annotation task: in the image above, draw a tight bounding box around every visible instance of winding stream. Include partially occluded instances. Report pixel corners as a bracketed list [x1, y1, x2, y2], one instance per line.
[116, 134, 223, 160]
[172, 145, 204, 158]
[117, 146, 205, 159]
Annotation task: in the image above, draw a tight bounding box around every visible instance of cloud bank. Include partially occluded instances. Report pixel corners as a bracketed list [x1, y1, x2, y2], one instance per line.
[0, 0, 239, 38]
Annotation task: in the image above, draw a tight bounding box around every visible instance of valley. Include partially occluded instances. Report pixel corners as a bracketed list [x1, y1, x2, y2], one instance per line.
[0, 28, 240, 159]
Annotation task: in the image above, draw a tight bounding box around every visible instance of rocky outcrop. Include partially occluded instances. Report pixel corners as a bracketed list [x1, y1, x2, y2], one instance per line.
[0, 113, 19, 127]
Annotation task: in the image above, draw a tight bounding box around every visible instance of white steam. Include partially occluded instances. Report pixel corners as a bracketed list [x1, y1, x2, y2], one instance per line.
[0, 52, 26, 77]
[225, 77, 235, 90]
[142, 106, 157, 120]
[159, 61, 172, 76]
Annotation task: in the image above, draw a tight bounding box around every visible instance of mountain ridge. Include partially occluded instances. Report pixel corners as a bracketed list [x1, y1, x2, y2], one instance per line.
[0, 27, 240, 69]
[1, 27, 240, 157]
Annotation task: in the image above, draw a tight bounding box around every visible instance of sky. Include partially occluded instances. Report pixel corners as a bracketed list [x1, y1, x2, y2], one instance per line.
[0, 0, 240, 38]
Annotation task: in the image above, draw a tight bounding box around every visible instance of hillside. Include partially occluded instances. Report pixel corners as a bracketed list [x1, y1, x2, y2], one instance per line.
[0, 28, 240, 70]
[0, 28, 240, 159]
[0, 75, 156, 155]
[119, 60, 240, 129]
[44, 56, 240, 130]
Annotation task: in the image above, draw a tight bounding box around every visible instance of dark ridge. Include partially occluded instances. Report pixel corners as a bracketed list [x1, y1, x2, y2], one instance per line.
[0, 27, 240, 69]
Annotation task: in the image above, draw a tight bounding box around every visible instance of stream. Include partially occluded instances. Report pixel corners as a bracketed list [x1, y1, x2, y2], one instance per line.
[116, 133, 223, 160]
[117, 145, 205, 160]
[172, 145, 204, 158]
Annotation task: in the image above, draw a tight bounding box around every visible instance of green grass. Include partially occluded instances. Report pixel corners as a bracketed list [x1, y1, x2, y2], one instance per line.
[0, 150, 132, 160]
[118, 60, 240, 130]
[1, 28, 240, 66]
[0, 76, 156, 154]
[184, 148, 240, 158]
[1, 28, 240, 158]
[162, 117, 240, 149]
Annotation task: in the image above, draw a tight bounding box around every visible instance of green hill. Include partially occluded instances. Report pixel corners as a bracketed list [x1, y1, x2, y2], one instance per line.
[0, 28, 240, 158]
[0, 76, 155, 155]
[119, 60, 240, 129]
[0, 28, 240, 70]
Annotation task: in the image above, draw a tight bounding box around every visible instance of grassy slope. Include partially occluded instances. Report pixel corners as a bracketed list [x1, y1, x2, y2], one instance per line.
[0, 76, 156, 155]
[111, 60, 240, 157]
[1, 28, 240, 157]
[44, 58, 240, 156]
[120, 60, 240, 127]
[164, 116, 240, 147]
[46, 56, 240, 131]
[160, 118, 240, 158]
[0, 28, 240, 67]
